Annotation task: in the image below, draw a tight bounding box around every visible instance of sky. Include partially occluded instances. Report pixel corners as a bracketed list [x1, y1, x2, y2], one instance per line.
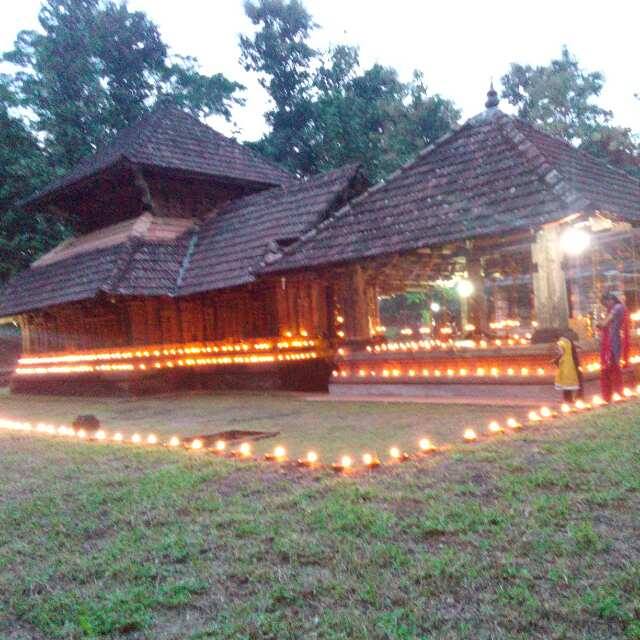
[1, 0, 639, 141]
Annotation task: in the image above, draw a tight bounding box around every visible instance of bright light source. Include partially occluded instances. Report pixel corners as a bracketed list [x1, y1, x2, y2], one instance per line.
[168, 436, 181, 447]
[456, 279, 474, 298]
[215, 440, 226, 452]
[419, 438, 434, 452]
[306, 450, 318, 464]
[561, 226, 590, 256]
[430, 302, 441, 313]
[487, 421, 503, 434]
[239, 442, 251, 457]
[273, 445, 287, 460]
[190, 438, 203, 450]
[463, 428, 477, 442]
[146, 434, 158, 445]
[389, 446, 401, 459]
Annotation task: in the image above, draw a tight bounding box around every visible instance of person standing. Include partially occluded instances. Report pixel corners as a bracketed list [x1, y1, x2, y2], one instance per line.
[553, 334, 583, 402]
[598, 292, 629, 401]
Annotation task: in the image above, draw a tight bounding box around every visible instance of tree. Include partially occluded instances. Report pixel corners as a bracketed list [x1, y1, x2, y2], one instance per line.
[0, 79, 68, 281]
[240, 0, 459, 180]
[240, 0, 317, 172]
[501, 46, 612, 144]
[4, 0, 244, 171]
[501, 46, 639, 175]
[1, 0, 245, 282]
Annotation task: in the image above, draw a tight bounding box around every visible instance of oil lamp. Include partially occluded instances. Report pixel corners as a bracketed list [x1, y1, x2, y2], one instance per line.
[506, 417, 522, 429]
[190, 438, 203, 450]
[463, 428, 477, 442]
[487, 421, 503, 434]
[298, 450, 318, 467]
[332, 455, 353, 472]
[146, 434, 158, 445]
[418, 438, 435, 452]
[362, 453, 381, 468]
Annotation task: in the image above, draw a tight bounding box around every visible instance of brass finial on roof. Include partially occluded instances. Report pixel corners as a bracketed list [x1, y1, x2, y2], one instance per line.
[485, 81, 499, 109]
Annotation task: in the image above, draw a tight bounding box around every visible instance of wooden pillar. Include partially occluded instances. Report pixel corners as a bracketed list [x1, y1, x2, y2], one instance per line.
[531, 225, 569, 338]
[467, 256, 489, 335]
[345, 265, 370, 341]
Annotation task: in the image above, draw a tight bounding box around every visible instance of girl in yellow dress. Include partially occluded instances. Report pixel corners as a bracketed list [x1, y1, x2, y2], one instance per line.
[554, 335, 583, 402]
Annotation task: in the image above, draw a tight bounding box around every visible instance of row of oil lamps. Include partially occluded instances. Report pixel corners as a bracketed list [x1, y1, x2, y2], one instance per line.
[17, 335, 317, 366]
[1, 386, 637, 473]
[16, 351, 319, 376]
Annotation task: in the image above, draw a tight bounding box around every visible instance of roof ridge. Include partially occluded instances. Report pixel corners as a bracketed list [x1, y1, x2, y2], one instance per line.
[100, 237, 143, 294]
[495, 112, 590, 213]
[174, 228, 200, 294]
[511, 115, 640, 186]
[257, 126, 464, 270]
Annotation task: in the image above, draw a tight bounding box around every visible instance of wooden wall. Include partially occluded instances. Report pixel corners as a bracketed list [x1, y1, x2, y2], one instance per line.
[18, 275, 335, 354]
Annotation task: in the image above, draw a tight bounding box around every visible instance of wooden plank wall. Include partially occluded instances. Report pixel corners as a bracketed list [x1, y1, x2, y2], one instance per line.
[18, 274, 333, 354]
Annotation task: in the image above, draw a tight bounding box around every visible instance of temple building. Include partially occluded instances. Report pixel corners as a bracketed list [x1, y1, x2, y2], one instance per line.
[2, 90, 640, 398]
[0, 103, 367, 392]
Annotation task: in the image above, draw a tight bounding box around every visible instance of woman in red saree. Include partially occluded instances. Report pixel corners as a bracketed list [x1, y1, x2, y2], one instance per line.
[598, 292, 629, 401]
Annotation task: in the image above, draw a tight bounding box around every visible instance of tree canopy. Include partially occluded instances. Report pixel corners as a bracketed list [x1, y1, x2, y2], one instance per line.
[240, 0, 460, 180]
[501, 46, 639, 176]
[0, 0, 245, 280]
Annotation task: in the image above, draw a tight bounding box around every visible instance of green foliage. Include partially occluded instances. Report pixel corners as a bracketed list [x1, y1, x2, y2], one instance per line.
[0, 0, 244, 282]
[501, 46, 639, 176]
[240, 0, 459, 179]
[4, 0, 244, 171]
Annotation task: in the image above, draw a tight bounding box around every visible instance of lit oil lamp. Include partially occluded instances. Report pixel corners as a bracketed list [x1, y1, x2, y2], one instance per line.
[611, 392, 623, 403]
[298, 450, 319, 467]
[235, 441, 251, 458]
[76, 429, 87, 439]
[539, 406, 553, 419]
[463, 428, 477, 442]
[623, 387, 634, 398]
[560, 403, 572, 414]
[94, 430, 106, 441]
[265, 445, 287, 462]
[528, 410, 541, 423]
[190, 438, 203, 450]
[487, 420, 503, 435]
[131, 433, 141, 444]
[591, 395, 606, 407]
[418, 438, 436, 453]
[112, 432, 123, 442]
[167, 436, 181, 447]
[214, 439, 226, 453]
[506, 417, 522, 429]
[389, 446, 410, 462]
[332, 455, 353, 472]
[362, 452, 381, 469]
[146, 434, 158, 445]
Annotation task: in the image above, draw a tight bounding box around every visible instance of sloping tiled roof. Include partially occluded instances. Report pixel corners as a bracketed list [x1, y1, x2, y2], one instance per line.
[0, 215, 197, 316]
[0, 164, 362, 315]
[178, 164, 364, 295]
[262, 109, 640, 273]
[22, 104, 292, 209]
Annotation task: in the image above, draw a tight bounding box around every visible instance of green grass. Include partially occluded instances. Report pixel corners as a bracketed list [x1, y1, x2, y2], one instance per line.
[0, 391, 639, 639]
[0, 388, 531, 459]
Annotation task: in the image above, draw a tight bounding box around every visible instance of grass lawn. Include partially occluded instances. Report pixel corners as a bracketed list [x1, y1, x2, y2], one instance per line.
[0, 388, 532, 460]
[0, 390, 639, 639]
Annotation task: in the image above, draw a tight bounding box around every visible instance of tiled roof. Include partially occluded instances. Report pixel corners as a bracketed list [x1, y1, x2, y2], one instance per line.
[262, 109, 640, 273]
[22, 103, 292, 209]
[178, 163, 364, 295]
[0, 164, 363, 315]
[0, 214, 197, 316]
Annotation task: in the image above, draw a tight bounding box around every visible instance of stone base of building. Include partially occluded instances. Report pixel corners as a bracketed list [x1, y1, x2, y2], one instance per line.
[10, 360, 334, 396]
